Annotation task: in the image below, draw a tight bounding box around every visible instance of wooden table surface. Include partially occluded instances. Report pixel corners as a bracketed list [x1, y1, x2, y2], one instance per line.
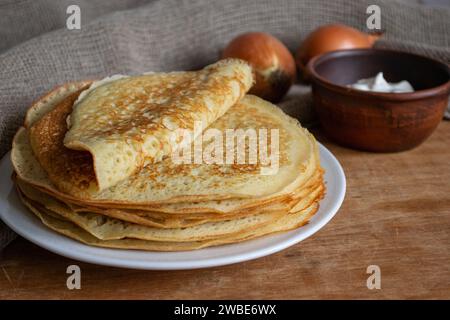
[1, 122, 449, 300]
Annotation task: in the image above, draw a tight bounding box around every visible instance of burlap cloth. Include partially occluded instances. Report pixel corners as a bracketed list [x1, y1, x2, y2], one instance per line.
[0, 0, 449, 250]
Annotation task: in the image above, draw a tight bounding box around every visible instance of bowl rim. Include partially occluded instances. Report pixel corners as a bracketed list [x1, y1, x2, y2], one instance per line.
[306, 48, 450, 101]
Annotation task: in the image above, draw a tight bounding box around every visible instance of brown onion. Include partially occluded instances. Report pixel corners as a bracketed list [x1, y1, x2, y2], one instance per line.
[296, 24, 380, 78]
[222, 32, 296, 103]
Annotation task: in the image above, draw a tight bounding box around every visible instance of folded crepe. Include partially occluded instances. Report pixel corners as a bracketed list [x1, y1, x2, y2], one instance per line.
[14, 95, 317, 204]
[27, 59, 253, 193]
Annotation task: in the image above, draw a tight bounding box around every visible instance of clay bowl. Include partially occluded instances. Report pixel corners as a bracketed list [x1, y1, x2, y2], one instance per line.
[307, 49, 450, 152]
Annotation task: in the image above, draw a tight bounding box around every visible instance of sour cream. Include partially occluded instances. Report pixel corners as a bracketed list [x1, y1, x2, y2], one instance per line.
[349, 72, 414, 93]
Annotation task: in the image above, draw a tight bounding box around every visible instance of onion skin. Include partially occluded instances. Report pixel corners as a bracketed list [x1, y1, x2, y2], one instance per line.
[296, 24, 380, 79]
[222, 32, 296, 103]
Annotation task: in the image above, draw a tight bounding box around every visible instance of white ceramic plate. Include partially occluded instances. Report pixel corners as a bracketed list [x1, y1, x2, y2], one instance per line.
[0, 143, 345, 270]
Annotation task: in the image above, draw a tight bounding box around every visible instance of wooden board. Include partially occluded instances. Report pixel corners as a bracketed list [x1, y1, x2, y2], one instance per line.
[0, 122, 449, 299]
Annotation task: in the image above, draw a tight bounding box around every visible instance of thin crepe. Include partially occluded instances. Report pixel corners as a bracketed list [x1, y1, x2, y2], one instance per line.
[14, 94, 317, 205]
[19, 191, 320, 251]
[17, 175, 324, 230]
[29, 59, 253, 194]
[17, 167, 323, 220]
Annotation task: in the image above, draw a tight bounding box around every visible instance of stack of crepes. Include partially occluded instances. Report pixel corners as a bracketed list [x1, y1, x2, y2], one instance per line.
[11, 59, 325, 251]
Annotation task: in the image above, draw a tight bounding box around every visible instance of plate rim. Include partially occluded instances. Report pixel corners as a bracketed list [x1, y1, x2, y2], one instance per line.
[0, 143, 346, 270]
